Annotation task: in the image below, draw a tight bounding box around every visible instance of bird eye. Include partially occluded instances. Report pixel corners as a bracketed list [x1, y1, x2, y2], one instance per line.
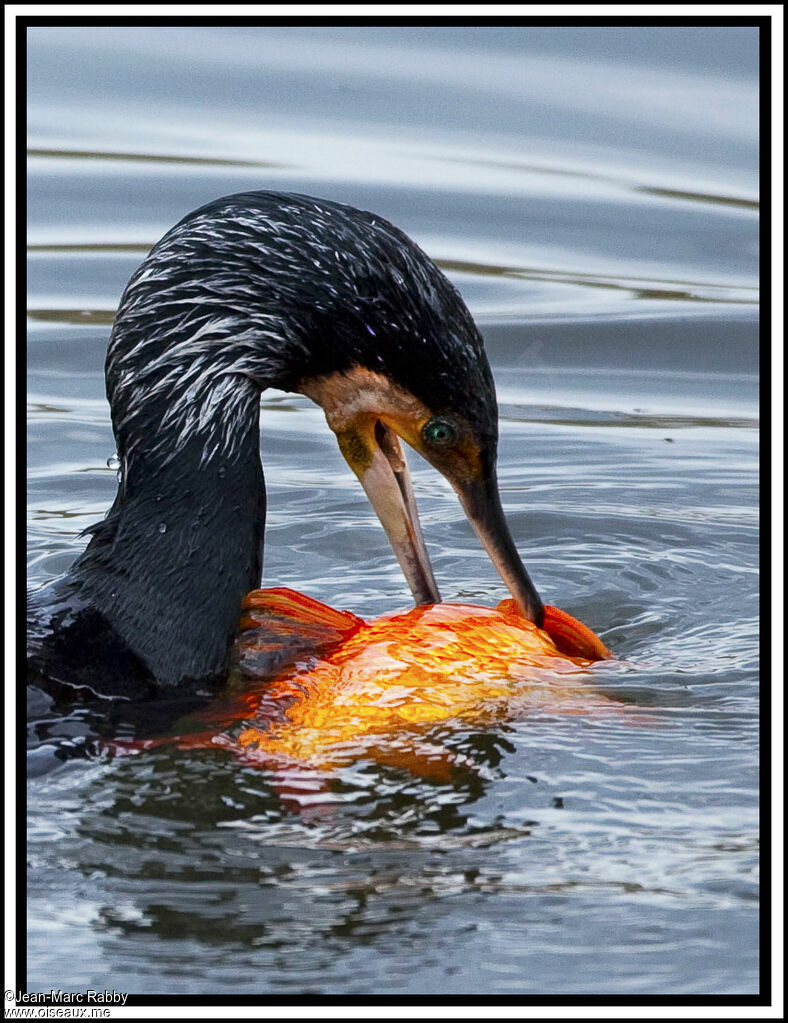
[422, 418, 457, 446]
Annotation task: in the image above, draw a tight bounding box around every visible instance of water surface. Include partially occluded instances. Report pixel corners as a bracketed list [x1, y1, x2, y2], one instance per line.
[26, 25, 760, 997]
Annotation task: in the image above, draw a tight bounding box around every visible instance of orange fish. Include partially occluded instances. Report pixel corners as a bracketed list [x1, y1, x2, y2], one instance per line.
[124, 589, 628, 792]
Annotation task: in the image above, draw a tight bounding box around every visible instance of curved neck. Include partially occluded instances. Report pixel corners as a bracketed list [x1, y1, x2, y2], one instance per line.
[73, 382, 265, 687]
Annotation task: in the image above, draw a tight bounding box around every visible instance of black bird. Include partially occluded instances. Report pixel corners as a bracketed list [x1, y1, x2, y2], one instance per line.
[27, 191, 543, 701]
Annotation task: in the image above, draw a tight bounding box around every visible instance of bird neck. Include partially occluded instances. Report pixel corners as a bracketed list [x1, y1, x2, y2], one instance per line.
[72, 383, 266, 687]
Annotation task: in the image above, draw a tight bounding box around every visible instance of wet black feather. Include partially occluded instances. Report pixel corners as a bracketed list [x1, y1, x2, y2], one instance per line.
[28, 191, 499, 695]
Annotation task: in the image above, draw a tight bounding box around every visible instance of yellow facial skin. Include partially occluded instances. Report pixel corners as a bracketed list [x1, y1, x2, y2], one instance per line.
[299, 366, 483, 483]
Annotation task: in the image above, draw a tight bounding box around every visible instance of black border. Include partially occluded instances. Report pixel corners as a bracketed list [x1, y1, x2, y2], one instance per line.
[15, 10, 774, 1010]
[757, 11, 774, 1011]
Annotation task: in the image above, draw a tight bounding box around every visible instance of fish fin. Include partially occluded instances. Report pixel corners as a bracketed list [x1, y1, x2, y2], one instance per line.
[496, 598, 613, 662]
[234, 588, 364, 679]
[541, 604, 613, 661]
[241, 587, 364, 633]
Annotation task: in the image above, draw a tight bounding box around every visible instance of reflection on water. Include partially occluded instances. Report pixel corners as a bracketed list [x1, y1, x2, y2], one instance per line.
[437, 259, 757, 306]
[29, 146, 760, 211]
[27, 146, 283, 169]
[26, 24, 760, 997]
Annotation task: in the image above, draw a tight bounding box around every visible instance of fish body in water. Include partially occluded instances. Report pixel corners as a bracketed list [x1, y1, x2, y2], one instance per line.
[144, 589, 620, 780]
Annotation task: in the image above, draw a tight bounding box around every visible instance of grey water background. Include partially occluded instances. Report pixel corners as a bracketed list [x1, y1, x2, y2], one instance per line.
[26, 25, 760, 996]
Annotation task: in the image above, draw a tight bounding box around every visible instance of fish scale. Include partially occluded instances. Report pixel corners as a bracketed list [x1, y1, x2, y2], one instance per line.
[140, 589, 622, 777]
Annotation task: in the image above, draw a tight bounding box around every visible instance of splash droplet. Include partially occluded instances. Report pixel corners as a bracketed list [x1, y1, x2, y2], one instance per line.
[158, 523, 167, 534]
[106, 454, 121, 471]
[217, 466, 227, 479]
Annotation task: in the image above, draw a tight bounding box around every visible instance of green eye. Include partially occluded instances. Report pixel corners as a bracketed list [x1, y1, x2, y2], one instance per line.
[422, 418, 457, 446]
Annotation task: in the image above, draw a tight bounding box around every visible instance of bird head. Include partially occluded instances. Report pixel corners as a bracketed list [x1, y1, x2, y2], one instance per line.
[108, 191, 544, 624]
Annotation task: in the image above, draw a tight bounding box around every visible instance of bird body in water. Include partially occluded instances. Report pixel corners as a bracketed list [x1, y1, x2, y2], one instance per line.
[28, 190, 612, 731]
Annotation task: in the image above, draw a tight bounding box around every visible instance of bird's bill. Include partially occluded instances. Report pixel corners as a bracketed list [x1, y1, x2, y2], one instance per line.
[340, 419, 543, 624]
[453, 473, 544, 626]
[302, 366, 542, 621]
[347, 421, 441, 606]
